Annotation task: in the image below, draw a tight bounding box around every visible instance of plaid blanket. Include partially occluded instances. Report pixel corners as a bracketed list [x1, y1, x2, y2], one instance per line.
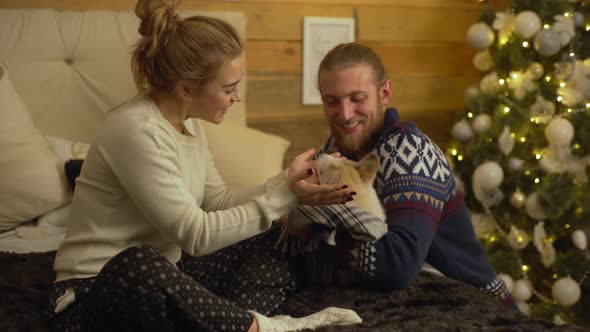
[277, 204, 388, 255]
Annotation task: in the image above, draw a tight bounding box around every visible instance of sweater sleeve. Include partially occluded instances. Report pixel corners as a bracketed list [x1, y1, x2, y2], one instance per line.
[369, 130, 455, 289]
[200, 143, 288, 212]
[101, 121, 298, 257]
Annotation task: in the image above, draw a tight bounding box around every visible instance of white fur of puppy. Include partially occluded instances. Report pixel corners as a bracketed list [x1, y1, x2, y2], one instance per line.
[315, 153, 386, 221]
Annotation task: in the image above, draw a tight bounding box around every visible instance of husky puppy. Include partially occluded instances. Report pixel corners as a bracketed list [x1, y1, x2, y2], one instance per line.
[315, 153, 386, 221]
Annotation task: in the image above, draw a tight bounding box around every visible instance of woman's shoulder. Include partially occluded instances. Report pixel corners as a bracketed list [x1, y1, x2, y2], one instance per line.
[96, 95, 174, 148]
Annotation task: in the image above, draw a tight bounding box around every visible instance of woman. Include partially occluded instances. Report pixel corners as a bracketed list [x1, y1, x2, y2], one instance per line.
[46, 0, 359, 331]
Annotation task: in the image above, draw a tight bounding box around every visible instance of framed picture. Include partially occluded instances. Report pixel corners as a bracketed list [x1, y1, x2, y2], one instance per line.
[302, 17, 355, 105]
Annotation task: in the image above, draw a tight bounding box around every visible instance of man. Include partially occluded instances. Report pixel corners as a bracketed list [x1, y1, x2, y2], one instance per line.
[292, 42, 514, 307]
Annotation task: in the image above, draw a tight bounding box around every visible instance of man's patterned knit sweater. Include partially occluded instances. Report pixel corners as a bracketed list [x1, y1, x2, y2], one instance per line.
[297, 108, 514, 307]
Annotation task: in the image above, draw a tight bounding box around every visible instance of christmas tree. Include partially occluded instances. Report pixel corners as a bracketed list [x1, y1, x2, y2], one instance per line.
[448, 0, 590, 326]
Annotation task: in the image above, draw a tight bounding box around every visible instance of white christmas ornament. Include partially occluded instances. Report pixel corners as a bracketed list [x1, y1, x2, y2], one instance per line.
[527, 62, 544, 80]
[507, 226, 530, 250]
[534, 29, 562, 56]
[525, 193, 548, 220]
[573, 12, 585, 28]
[533, 222, 556, 267]
[545, 117, 574, 146]
[507, 157, 524, 172]
[557, 60, 590, 107]
[467, 22, 495, 49]
[552, 277, 581, 306]
[552, 15, 575, 47]
[464, 84, 480, 103]
[498, 273, 514, 293]
[512, 279, 533, 301]
[555, 58, 576, 82]
[516, 301, 531, 316]
[470, 212, 496, 239]
[508, 70, 536, 100]
[510, 191, 526, 208]
[473, 50, 494, 72]
[451, 119, 473, 142]
[472, 161, 504, 208]
[514, 11, 541, 39]
[473, 161, 503, 190]
[530, 95, 555, 124]
[572, 230, 588, 250]
[472, 114, 492, 133]
[498, 126, 515, 155]
[540, 117, 590, 183]
[480, 72, 502, 94]
[493, 12, 516, 44]
[554, 314, 566, 326]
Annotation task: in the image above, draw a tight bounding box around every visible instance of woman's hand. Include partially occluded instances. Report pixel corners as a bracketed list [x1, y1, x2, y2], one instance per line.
[287, 148, 352, 205]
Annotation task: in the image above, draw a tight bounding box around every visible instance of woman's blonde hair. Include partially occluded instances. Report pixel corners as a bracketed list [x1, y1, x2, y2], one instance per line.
[317, 42, 388, 90]
[131, 0, 243, 92]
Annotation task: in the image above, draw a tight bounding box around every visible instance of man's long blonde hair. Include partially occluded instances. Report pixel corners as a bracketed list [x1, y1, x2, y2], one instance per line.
[318, 42, 388, 91]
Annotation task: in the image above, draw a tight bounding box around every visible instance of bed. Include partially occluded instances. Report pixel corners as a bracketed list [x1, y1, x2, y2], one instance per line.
[0, 8, 583, 331]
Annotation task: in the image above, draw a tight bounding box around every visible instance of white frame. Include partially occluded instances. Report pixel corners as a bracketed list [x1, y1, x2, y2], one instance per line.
[302, 17, 355, 105]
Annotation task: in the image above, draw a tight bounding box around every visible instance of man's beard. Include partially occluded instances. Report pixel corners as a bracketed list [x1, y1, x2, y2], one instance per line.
[331, 102, 384, 157]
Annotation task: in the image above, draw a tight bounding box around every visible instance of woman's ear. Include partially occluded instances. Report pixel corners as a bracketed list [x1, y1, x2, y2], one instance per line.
[177, 80, 194, 102]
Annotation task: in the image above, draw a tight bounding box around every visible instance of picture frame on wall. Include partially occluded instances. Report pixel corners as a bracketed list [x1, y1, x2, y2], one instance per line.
[302, 16, 355, 105]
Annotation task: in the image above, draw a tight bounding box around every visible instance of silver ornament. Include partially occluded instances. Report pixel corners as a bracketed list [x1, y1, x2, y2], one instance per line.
[473, 161, 503, 190]
[507, 157, 524, 172]
[534, 29, 562, 56]
[508, 226, 530, 250]
[466, 22, 495, 49]
[545, 117, 574, 146]
[473, 50, 494, 72]
[464, 84, 480, 103]
[573, 12, 585, 28]
[513, 279, 532, 301]
[498, 273, 514, 293]
[514, 11, 542, 39]
[525, 192, 548, 220]
[510, 191, 526, 208]
[498, 126, 515, 156]
[472, 114, 492, 133]
[572, 230, 588, 250]
[552, 277, 581, 306]
[527, 62, 544, 80]
[451, 119, 473, 142]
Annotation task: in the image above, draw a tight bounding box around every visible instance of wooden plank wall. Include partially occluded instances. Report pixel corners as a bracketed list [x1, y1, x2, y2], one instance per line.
[1, 0, 510, 165]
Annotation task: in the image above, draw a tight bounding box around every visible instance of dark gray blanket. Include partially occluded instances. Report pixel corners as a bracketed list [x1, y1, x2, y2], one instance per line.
[0, 251, 583, 332]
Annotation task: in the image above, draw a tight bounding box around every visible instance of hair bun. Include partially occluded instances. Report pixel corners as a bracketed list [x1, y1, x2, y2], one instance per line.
[136, 0, 181, 37]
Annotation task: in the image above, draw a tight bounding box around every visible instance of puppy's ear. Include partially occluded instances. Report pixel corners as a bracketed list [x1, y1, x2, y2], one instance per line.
[358, 152, 380, 183]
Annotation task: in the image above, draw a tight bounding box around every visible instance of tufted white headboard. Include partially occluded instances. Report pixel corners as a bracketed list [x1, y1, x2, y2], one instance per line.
[0, 9, 247, 143]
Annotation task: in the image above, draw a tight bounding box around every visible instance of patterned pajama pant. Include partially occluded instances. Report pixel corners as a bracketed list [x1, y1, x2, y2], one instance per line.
[46, 226, 294, 332]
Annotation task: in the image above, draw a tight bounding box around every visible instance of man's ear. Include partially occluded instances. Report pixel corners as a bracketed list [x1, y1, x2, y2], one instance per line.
[379, 79, 392, 106]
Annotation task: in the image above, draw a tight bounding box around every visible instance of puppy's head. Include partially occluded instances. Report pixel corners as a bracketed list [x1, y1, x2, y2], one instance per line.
[315, 152, 380, 186]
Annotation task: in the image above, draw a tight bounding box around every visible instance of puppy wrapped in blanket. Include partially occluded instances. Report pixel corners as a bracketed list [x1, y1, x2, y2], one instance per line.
[278, 152, 388, 255]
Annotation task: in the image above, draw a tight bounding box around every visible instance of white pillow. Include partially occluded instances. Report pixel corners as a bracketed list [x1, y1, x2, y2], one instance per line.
[0, 64, 71, 231]
[47, 136, 90, 160]
[201, 122, 290, 190]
